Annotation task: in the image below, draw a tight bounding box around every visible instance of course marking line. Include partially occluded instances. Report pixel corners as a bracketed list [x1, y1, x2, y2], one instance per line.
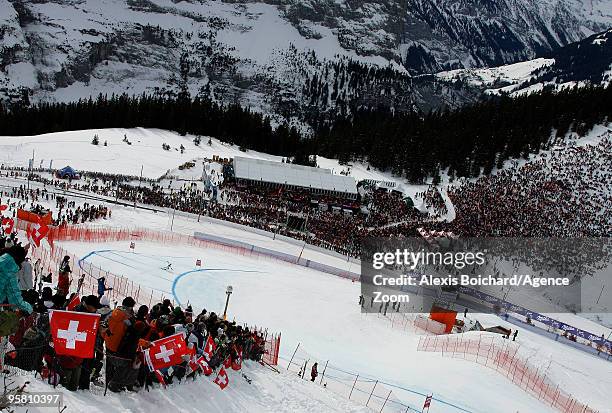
[172, 268, 261, 307]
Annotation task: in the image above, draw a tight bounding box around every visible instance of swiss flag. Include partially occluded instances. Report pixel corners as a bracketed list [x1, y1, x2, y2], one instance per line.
[186, 345, 199, 373]
[213, 367, 229, 390]
[1, 217, 14, 235]
[0, 205, 14, 235]
[231, 347, 243, 371]
[223, 356, 231, 369]
[203, 335, 216, 361]
[144, 333, 189, 371]
[26, 215, 49, 247]
[197, 356, 213, 376]
[49, 310, 100, 358]
[66, 295, 80, 311]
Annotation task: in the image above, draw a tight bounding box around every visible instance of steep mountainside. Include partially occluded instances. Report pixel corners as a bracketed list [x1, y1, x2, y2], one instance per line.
[0, 0, 611, 123]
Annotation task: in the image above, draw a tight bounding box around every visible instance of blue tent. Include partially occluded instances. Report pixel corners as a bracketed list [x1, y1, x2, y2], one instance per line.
[57, 166, 79, 179]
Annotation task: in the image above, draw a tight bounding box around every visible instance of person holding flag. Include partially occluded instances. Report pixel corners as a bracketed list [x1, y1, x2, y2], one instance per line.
[231, 345, 243, 371]
[49, 306, 101, 391]
[203, 334, 216, 362]
[143, 332, 190, 386]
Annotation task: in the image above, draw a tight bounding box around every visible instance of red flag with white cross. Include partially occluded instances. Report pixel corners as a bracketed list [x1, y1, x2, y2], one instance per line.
[213, 367, 229, 390]
[49, 310, 100, 358]
[25, 214, 49, 247]
[203, 335, 216, 361]
[0, 204, 14, 235]
[231, 346, 242, 371]
[144, 333, 189, 371]
[197, 356, 213, 376]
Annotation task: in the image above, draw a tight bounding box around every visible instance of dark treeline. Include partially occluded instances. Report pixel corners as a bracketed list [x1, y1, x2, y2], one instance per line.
[1, 85, 611, 182]
[0, 94, 301, 158]
[313, 84, 612, 182]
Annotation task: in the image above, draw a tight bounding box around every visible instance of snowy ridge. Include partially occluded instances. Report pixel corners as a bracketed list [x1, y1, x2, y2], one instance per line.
[436, 58, 555, 89]
[437, 28, 612, 97]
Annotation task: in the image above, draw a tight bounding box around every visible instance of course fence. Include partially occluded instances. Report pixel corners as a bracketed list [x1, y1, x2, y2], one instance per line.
[359, 294, 447, 336]
[417, 335, 599, 413]
[19, 223, 281, 366]
[283, 345, 416, 413]
[282, 342, 477, 413]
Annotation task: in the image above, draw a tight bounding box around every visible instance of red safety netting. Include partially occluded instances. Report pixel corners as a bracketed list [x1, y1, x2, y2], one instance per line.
[417, 335, 599, 413]
[21, 222, 282, 365]
[251, 327, 281, 366]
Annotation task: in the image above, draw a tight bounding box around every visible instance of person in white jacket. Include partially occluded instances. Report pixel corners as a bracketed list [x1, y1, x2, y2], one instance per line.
[16, 257, 33, 291]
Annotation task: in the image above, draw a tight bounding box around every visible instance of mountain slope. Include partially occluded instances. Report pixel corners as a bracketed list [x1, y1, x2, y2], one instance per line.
[437, 28, 612, 96]
[1, 0, 611, 121]
[399, 0, 612, 73]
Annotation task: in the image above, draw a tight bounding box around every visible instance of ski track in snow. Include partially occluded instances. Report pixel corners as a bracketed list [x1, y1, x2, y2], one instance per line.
[61, 239, 611, 413]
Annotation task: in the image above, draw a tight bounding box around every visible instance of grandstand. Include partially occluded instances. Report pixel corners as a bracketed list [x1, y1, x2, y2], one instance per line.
[232, 157, 358, 199]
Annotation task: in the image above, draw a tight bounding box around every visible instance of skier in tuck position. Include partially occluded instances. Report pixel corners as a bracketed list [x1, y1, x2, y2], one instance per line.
[161, 262, 173, 271]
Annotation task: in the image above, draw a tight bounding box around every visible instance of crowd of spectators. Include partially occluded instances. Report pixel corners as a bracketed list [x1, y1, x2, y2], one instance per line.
[1, 185, 110, 226]
[446, 134, 612, 237]
[0, 240, 267, 394]
[54, 198, 111, 226]
[2, 133, 610, 259]
[416, 187, 448, 219]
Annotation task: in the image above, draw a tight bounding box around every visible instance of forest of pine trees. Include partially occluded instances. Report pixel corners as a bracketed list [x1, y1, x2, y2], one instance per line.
[1, 85, 611, 181]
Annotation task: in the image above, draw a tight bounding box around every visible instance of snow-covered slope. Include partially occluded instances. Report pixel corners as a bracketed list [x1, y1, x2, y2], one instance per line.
[11, 361, 369, 413]
[0, 127, 416, 190]
[437, 28, 612, 97]
[437, 58, 555, 90]
[1, 0, 611, 118]
[51, 228, 612, 413]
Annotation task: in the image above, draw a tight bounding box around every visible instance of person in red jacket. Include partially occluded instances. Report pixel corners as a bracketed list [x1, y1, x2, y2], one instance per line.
[311, 362, 318, 382]
[57, 256, 71, 296]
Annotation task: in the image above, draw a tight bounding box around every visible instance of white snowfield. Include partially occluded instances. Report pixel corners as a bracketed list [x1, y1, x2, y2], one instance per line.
[14, 361, 370, 413]
[54, 233, 612, 413]
[0, 127, 438, 210]
[436, 58, 555, 89]
[436, 56, 607, 97]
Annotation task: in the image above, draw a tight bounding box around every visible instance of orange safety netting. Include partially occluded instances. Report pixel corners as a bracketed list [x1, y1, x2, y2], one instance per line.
[417, 335, 598, 413]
